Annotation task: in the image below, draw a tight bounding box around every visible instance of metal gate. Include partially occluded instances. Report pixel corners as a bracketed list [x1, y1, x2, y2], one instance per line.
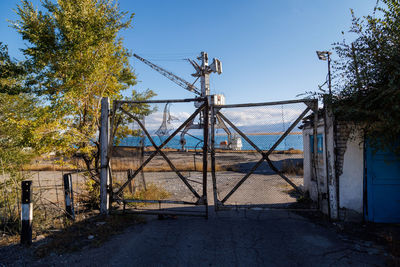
[109, 98, 209, 217]
[105, 97, 318, 216]
[210, 98, 318, 211]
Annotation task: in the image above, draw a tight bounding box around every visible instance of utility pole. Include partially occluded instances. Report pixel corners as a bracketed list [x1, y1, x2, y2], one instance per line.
[316, 50, 332, 96]
[327, 52, 332, 96]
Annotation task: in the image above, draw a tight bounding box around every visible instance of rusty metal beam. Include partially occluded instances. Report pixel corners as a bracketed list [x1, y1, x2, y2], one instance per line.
[214, 99, 314, 109]
[123, 199, 198, 205]
[115, 97, 205, 105]
[121, 209, 207, 217]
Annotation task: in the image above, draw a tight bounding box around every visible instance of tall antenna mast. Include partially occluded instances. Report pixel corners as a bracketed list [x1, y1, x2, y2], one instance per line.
[200, 52, 210, 96]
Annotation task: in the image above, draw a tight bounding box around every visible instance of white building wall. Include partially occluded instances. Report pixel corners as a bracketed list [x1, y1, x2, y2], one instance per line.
[302, 123, 326, 206]
[338, 133, 364, 213]
[303, 119, 364, 219]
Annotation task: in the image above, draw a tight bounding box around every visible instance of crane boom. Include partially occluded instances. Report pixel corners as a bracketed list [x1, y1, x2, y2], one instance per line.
[133, 54, 201, 95]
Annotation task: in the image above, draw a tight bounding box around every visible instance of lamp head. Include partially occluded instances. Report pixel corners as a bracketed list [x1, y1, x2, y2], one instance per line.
[316, 51, 327, 60]
[316, 51, 332, 61]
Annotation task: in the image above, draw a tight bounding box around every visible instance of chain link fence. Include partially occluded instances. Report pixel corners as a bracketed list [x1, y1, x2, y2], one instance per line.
[0, 159, 101, 237]
[211, 100, 316, 209]
[110, 99, 208, 216]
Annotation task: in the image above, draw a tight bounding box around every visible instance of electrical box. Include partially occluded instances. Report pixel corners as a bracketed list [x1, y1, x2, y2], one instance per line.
[209, 94, 225, 105]
[210, 58, 222, 74]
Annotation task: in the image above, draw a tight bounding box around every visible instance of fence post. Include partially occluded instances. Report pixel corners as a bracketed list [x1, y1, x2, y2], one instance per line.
[21, 181, 32, 246]
[100, 97, 110, 215]
[63, 173, 75, 220]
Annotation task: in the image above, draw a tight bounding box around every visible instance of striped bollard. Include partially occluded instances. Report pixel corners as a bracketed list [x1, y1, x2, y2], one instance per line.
[63, 173, 75, 220]
[21, 181, 32, 246]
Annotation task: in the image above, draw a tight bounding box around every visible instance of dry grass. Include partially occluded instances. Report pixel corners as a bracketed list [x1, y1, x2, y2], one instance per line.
[22, 153, 241, 172]
[21, 147, 302, 172]
[274, 149, 303, 154]
[127, 183, 170, 201]
[21, 156, 86, 171]
[0, 234, 20, 247]
[0, 208, 95, 249]
[281, 160, 304, 176]
[110, 159, 239, 172]
[22, 164, 77, 171]
[123, 183, 170, 207]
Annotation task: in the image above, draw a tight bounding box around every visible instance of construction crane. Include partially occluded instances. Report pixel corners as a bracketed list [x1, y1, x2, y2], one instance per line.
[133, 52, 241, 150]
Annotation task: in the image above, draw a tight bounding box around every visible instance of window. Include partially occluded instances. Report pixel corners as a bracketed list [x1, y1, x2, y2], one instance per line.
[310, 134, 323, 154]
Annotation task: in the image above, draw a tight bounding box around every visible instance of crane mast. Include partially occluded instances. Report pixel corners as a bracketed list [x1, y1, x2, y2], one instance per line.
[133, 52, 237, 150]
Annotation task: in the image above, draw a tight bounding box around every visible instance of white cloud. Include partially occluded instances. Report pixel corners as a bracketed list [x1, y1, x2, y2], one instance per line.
[222, 106, 306, 127]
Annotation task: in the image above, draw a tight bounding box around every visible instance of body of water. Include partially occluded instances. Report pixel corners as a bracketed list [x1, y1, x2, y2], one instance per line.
[119, 134, 303, 151]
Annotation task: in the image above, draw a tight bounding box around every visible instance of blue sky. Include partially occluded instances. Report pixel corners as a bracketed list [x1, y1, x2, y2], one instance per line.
[0, 0, 376, 113]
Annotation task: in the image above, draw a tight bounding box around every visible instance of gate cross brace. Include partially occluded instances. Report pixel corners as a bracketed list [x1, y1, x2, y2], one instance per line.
[216, 106, 311, 204]
[119, 107, 201, 199]
[114, 102, 206, 197]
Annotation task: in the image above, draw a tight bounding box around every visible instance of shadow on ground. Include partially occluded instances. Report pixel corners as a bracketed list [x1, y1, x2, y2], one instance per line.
[236, 158, 303, 174]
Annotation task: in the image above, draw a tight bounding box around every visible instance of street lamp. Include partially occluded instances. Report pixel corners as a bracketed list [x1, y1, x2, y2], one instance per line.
[316, 50, 332, 95]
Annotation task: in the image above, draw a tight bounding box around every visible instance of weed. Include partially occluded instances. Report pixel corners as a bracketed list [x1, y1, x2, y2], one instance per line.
[133, 183, 170, 200]
[281, 160, 303, 176]
[80, 179, 100, 210]
[0, 171, 26, 235]
[123, 183, 170, 207]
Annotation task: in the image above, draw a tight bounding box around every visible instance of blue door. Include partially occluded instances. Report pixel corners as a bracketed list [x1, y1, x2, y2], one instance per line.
[366, 144, 400, 223]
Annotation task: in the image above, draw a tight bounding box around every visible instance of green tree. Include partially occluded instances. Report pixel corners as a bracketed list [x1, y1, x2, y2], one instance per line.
[331, 0, 400, 153]
[0, 42, 27, 95]
[0, 42, 40, 231]
[12, 0, 154, 177]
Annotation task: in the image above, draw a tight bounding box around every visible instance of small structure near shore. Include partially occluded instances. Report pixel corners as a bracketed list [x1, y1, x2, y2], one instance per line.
[302, 111, 400, 223]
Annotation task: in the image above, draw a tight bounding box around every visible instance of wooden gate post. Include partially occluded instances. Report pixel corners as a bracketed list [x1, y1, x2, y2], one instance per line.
[100, 97, 110, 215]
